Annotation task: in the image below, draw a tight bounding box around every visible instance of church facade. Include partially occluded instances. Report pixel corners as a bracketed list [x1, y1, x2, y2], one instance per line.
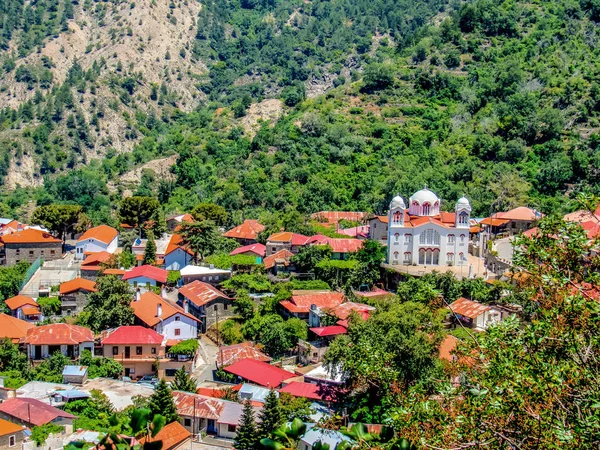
[386, 188, 471, 266]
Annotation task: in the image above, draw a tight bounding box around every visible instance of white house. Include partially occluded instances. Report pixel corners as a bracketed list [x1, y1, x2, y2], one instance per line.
[75, 225, 118, 260]
[387, 188, 472, 267]
[164, 235, 194, 271]
[131, 291, 199, 341]
[448, 297, 505, 330]
[22, 324, 94, 360]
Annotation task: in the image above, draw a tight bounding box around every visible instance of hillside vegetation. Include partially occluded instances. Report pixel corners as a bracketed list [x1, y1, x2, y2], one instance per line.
[0, 0, 599, 222]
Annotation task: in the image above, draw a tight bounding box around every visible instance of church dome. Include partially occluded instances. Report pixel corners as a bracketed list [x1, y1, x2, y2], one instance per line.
[389, 195, 406, 210]
[456, 196, 471, 210]
[409, 188, 440, 206]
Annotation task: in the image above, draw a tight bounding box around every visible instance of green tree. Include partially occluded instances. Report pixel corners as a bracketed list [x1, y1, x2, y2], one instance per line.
[80, 275, 134, 333]
[191, 202, 228, 226]
[291, 245, 332, 273]
[31, 204, 89, 242]
[234, 399, 259, 450]
[172, 366, 197, 393]
[178, 220, 219, 262]
[118, 196, 161, 236]
[0, 338, 28, 372]
[143, 232, 157, 265]
[260, 418, 307, 450]
[361, 63, 395, 92]
[232, 290, 255, 321]
[148, 379, 179, 424]
[31, 423, 64, 445]
[258, 389, 283, 439]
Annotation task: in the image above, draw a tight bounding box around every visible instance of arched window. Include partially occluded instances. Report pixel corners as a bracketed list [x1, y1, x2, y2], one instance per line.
[405, 234, 412, 243]
[412, 201, 420, 215]
[422, 202, 431, 215]
[394, 233, 400, 243]
[434, 201, 440, 214]
[459, 211, 469, 224]
[460, 234, 465, 243]
[419, 229, 440, 245]
[459, 252, 465, 262]
[448, 234, 455, 244]
[403, 252, 411, 263]
[447, 252, 454, 264]
[393, 211, 402, 223]
[432, 249, 440, 265]
[393, 251, 399, 261]
[419, 249, 425, 264]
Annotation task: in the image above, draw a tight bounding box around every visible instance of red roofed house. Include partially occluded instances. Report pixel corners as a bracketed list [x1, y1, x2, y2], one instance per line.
[75, 225, 119, 260]
[0, 417, 25, 449]
[4, 295, 41, 322]
[280, 292, 345, 321]
[0, 397, 75, 430]
[59, 278, 97, 317]
[100, 326, 168, 379]
[306, 235, 363, 260]
[216, 342, 271, 367]
[367, 215, 388, 245]
[0, 313, 35, 343]
[223, 359, 295, 388]
[311, 211, 367, 226]
[1, 228, 62, 266]
[448, 297, 504, 331]
[139, 421, 191, 450]
[495, 207, 544, 235]
[265, 232, 310, 256]
[263, 249, 294, 274]
[164, 234, 194, 271]
[222, 220, 265, 245]
[278, 381, 337, 402]
[229, 243, 266, 258]
[178, 281, 234, 333]
[132, 291, 199, 342]
[123, 265, 169, 289]
[23, 323, 94, 361]
[80, 251, 113, 280]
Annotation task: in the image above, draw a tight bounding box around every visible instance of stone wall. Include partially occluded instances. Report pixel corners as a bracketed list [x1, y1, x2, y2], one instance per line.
[4, 242, 62, 266]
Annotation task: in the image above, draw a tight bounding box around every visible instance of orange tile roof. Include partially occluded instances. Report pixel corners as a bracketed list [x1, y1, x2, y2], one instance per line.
[82, 251, 113, 266]
[2, 228, 61, 244]
[60, 278, 97, 295]
[497, 207, 543, 222]
[0, 313, 35, 343]
[310, 211, 367, 225]
[5, 295, 37, 311]
[139, 421, 190, 450]
[263, 249, 294, 270]
[171, 391, 226, 420]
[307, 236, 363, 253]
[103, 268, 127, 276]
[217, 342, 272, 367]
[280, 292, 345, 314]
[165, 234, 193, 256]
[179, 281, 231, 307]
[168, 213, 194, 224]
[131, 292, 200, 327]
[439, 334, 458, 362]
[21, 305, 41, 316]
[267, 231, 310, 245]
[0, 417, 24, 436]
[448, 297, 490, 320]
[24, 324, 93, 345]
[479, 217, 510, 227]
[222, 220, 265, 241]
[78, 225, 118, 245]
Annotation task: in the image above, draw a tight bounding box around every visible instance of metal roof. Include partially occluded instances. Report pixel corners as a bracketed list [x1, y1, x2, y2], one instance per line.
[62, 366, 88, 376]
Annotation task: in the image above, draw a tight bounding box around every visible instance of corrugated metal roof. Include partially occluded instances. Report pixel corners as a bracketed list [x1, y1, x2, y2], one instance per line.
[217, 342, 272, 367]
[448, 297, 491, 319]
[62, 366, 88, 376]
[171, 391, 226, 420]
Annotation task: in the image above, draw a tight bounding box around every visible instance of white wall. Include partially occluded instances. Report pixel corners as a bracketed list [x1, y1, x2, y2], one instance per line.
[75, 237, 118, 260]
[218, 423, 237, 439]
[156, 314, 197, 340]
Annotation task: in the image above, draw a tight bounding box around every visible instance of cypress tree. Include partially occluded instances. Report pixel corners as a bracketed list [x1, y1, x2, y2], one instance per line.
[258, 389, 283, 438]
[172, 366, 197, 393]
[148, 379, 179, 424]
[234, 399, 258, 450]
[143, 232, 156, 265]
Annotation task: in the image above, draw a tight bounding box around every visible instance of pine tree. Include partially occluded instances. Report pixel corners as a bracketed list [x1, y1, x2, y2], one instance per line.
[143, 232, 157, 265]
[172, 366, 197, 393]
[258, 389, 283, 439]
[148, 379, 179, 424]
[234, 400, 258, 450]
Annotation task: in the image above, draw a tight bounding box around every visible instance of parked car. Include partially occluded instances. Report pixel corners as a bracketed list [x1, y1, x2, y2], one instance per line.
[139, 375, 158, 384]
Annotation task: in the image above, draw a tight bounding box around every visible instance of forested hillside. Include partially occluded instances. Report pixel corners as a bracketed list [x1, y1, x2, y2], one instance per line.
[1, 0, 599, 222]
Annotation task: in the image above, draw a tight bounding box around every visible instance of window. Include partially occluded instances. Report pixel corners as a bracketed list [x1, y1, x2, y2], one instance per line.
[165, 368, 178, 377]
[448, 234, 455, 244]
[393, 211, 402, 223]
[184, 418, 191, 427]
[208, 276, 213, 281]
[136, 346, 142, 355]
[175, 316, 180, 321]
[405, 234, 412, 243]
[394, 233, 399, 243]
[271, 247, 277, 253]
[15, 249, 20, 255]
[393, 251, 399, 261]
[419, 229, 440, 245]
[151, 347, 156, 354]
[9, 435, 15, 447]
[224, 304, 228, 310]
[403, 252, 411, 263]
[40, 250, 44, 255]
[422, 202, 431, 215]
[29, 250, 34, 256]
[112, 346, 119, 355]
[175, 329, 181, 336]
[50, 250, 55, 255]
[447, 253, 454, 264]
[460, 234, 465, 243]
[228, 424, 237, 433]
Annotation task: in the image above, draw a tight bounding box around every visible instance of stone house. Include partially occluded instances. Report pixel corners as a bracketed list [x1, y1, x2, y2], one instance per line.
[178, 281, 234, 333]
[0, 418, 24, 450]
[59, 278, 97, 316]
[1, 228, 62, 266]
[265, 231, 310, 256]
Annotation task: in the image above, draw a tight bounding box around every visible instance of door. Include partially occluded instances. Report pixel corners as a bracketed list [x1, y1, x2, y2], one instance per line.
[125, 368, 131, 377]
[125, 346, 131, 359]
[34, 345, 42, 360]
[207, 419, 216, 434]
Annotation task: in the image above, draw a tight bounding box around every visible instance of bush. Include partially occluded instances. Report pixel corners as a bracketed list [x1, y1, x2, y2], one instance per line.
[169, 339, 199, 356]
[38, 296, 61, 316]
[167, 270, 181, 285]
[31, 423, 64, 445]
[361, 63, 395, 92]
[220, 319, 245, 345]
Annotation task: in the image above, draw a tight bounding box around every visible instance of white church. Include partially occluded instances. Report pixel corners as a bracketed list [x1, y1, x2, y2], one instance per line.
[387, 188, 471, 266]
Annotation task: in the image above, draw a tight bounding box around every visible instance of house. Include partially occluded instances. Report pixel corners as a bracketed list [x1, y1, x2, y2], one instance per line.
[367, 215, 388, 245]
[229, 243, 266, 259]
[278, 382, 337, 403]
[238, 384, 274, 404]
[448, 297, 505, 330]
[495, 207, 543, 235]
[353, 287, 394, 303]
[223, 359, 295, 388]
[139, 421, 191, 450]
[123, 265, 169, 289]
[299, 424, 351, 450]
[62, 366, 88, 384]
[4, 295, 41, 321]
[263, 249, 294, 274]
[79, 251, 113, 280]
[265, 232, 310, 256]
[0, 418, 24, 450]
[59, 278, 97, 316]
[131, 235, 172, 266]
[280, 292, 345, 321]
[23, 323, 94, 361]
[179, 265, 231, 285]
[1, 228, 62, 266]
[100, 326, 168, 379]
[131, 291, 199, 341]
[310, 211, 367, 227]
[299, 325, 348, 364]
[329, 302, 376, 327]
[75, 225, 118, 260]
[338, 225, 369, 239]
[216, 342, 271, 367]
[222, 220, 265, 245]
[167, 214, 194, 232]
[164, 234, 194, 271]
[0, 397, 75, 431]
[0, 314, 34, 343]
[171, 391, 225, 437]
[178, 281, 234, 333]
[306, 236, 363, 260]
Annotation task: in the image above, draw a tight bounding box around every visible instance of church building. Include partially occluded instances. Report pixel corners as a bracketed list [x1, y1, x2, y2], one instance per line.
[387, 188, 471, 266]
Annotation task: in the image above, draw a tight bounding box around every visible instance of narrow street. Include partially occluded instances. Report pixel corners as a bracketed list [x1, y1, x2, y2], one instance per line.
[193, 335, 219, 383]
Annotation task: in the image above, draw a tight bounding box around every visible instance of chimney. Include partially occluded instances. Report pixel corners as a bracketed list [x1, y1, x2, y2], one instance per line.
[161, 285, 167, 299]
[157, 303, 162, 317]
[135, 288, 141, 302]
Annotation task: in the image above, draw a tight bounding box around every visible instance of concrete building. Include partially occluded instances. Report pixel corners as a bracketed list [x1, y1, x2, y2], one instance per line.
[59, 278, 97, 316]
[75, 225, 118, 260]
[178, 281, 234, 333]
[1, 229, 62, 266]
[123, 265, 169, 289]
[179, 265, 231, 285]
[367, 215, 388, 245]
[23, 324, 94, 361]
[62, 366, 88, 384]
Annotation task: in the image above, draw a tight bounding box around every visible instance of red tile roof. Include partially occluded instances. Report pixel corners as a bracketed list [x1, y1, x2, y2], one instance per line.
[168, 214, 194, 224]
[279, 382, 337, 401]
[223, 359, 294, 387]
[267, 232, 310, 245]
[307, 236, 363, 253]
[5, 295, 37, 311]
[78, 225, 118, 245]
[0, 313, 35, 343]
[165, 234, 193, 256]
[222, 220, 265, 241]
[480, 217, 510, 227]
[123, 265, 168, 283]
[497, 207, 543, 221]
[331, 302, 376, 320]
[217, 342, 272, 367]
[81, 252, 113, 271]
[230, 243, 266, 257]
[179, 281, 231, 307]
[0, 417, 24, 437]
[309, 326, 347, 337]
[263, 249, 294, 270]
[280, 292, 345, 314]
[139, 421, 190, 450]
[131, 292, 200, 327]
[310, 211, 367, 225]
[171, 391, 225, 420]
[1, 228, 61, 244]
[60, 278, 97, 295]
[448, 297, 491, 320]
[0, 398, 74, 426]
[24, 323, 94, 345]
[101, 326, 164, 345]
